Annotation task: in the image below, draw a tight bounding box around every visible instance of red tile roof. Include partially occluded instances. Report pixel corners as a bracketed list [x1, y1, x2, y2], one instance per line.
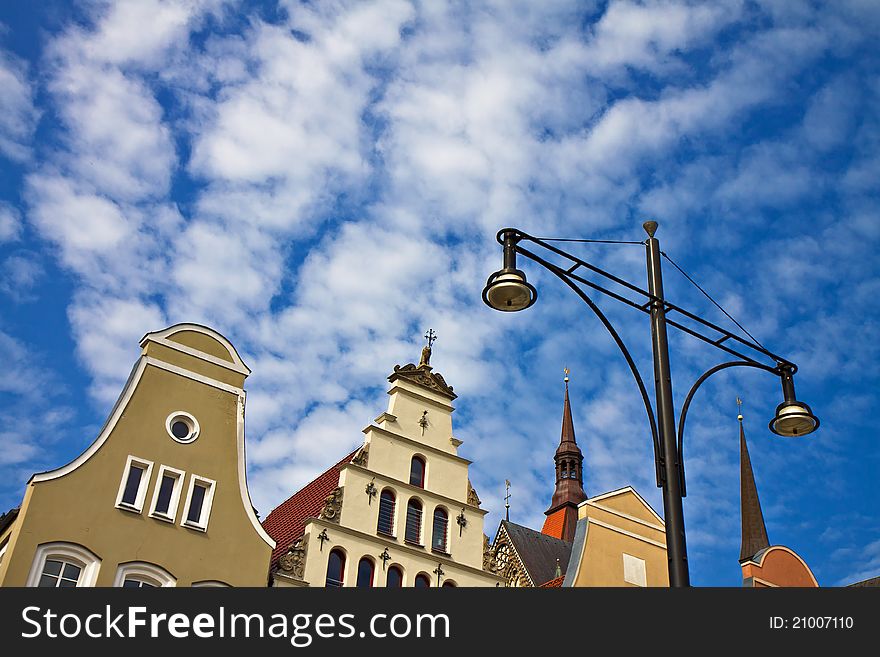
[541, 508, 565, 539]
[262, 449, 359, 570]
[539, 575, 565, 588]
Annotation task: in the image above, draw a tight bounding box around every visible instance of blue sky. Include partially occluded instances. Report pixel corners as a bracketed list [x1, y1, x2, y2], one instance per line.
[0, 0, 878, 587]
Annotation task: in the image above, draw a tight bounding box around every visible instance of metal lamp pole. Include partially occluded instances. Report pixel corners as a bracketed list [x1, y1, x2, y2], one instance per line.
[644, 221, 688, 586]
[482, 222, 819, 587]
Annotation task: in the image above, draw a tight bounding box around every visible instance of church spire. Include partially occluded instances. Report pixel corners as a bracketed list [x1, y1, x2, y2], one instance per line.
[739, 399, 770, 562]
[541, 370, 587, 543]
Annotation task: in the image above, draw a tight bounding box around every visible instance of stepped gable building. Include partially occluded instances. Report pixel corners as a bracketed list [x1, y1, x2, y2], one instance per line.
[491, 374, 669, 587]
[738, 410, 818, 587]
[0, 324, 275, 587]
[263, 335, 504, 587]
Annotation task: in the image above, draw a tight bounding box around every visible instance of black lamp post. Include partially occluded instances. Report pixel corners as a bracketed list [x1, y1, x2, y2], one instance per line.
[482, 223, 818, 587]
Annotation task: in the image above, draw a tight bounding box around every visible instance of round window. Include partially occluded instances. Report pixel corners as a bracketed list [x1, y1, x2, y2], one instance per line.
[165, 412, 200, 444]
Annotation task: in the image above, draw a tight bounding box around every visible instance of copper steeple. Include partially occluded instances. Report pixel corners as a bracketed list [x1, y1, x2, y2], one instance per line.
[542, 370, 587, 543]
[739, 403, 770, 562]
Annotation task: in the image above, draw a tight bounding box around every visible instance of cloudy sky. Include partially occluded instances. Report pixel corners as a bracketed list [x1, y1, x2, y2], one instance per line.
[1, 0, 878, 586]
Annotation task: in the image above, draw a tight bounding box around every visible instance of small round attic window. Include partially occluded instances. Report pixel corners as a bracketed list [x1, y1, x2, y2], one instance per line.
[165, 411, 199, 444]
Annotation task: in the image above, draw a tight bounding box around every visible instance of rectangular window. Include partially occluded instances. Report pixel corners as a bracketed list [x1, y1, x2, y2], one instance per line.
[121, 467, 143, 505]
[187, 484, 207, 523]
[115, 456, 153, 513]
[148, 465, 185, 522]
[405, 503, 422, 545]
[181, 475, 216, 532]
[623, 553, 647, 587]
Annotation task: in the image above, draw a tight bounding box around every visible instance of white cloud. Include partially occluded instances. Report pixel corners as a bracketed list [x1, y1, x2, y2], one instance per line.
[47, 63, 176, 201]
[802, 75, 859, 151]
[81, 0, 210, 67]
[584, 0, 743, 74]
[0, 203, 22, 242]
[27, 174, 133, 254]
[67, 295, 166, 404]
[0, 252, 44, 302]
[0, 330, 75, 481]
[0, 49, 37, 161]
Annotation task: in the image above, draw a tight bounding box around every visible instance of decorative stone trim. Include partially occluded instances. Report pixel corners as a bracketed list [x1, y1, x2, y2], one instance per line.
[467, 481, 481, 507]
[388, 363, 457, 400]
[482, 534, 497, 573]
[278, 536, 308, 580]
[319, 487, 344, 524]
[352, 446, 369, 467]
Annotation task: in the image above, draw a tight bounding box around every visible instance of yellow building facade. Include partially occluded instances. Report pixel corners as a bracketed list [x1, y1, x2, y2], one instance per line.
[0, 324, 275, 587]
[562, 488, 669, 587]
[264, 342, 504, 587]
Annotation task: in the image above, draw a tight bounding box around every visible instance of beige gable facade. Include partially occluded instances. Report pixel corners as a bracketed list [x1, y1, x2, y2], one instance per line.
[269, 353, 504, 588]
[563, 487, 669, 587]
[0, 324, 274, 587]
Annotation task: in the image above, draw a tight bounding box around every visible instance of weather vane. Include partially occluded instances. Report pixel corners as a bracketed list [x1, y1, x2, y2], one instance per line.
[564, 367, 570, 383]
[737, 396, 744, 422]
[504, 479, 511, 521]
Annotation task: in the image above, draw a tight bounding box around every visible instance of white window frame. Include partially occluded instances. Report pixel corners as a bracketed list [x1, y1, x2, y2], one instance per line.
[115, 455, 154, 514]
[165, 411, 200, 444]
[431, 505, 450, 554]
[114, 561, 176, 587]
[181, 474, 217, 532]
[404, 496, 424, 546]
[192, 580, 231, 587]
[26, 542, 101, 587]
[148, 465, 186, 523]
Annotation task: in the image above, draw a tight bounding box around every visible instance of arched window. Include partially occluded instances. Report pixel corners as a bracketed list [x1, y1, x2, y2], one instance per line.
[386, 565, 403, 588]
[405, 499, 423, 545]
[442, 581, 457, 587]
[192, 580, 230, 587]
[414, 573, 431, 588]
[113, 561, 176, 587]
[356, 557, 375, 588]
[377, 489, 396, 536]
[27, 542, 101, 588]
[325, 549, 346, 587]
[432, 507, 449, 553]
[409, 456, 425, 488]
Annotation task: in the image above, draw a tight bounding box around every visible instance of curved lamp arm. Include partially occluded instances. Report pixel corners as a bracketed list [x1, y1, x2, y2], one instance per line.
[676, 360, 780, 496]
[518, 249, 663, 486]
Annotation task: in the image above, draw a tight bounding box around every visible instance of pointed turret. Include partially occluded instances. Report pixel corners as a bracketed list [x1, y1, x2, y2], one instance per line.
[739, 409, 770, 562]
[542, 370, 587, 543]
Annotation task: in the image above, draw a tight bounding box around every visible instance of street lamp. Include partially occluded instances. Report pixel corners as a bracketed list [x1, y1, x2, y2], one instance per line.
[481, 230, 537, 311]
[482, 223, 818, 587]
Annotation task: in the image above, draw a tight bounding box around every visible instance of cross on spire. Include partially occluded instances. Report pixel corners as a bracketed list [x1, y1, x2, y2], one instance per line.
[424, 328, 437, 348]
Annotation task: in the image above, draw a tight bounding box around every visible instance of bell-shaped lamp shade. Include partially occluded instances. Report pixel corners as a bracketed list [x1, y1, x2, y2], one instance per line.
[482, 268, 537, 312]
[769, 400, 819, 437]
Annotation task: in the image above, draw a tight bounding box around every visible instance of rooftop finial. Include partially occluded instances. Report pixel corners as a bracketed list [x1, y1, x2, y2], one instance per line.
[643, 220, 658, 238]
[418, 328, 437, 368]
[563, 367, 570, 384]
[504, 479, 511, 522]
[737, 396, 744, 423]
